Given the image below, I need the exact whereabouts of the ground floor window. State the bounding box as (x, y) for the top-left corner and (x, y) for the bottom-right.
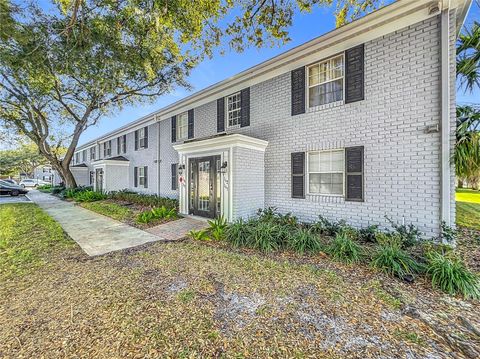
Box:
(307, 149), (344, 195)
(134, 166), (148, 188)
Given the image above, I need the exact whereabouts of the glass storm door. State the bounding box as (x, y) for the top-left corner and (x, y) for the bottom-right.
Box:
(95, 168), (103, 192)
(189, 156), (220, 218)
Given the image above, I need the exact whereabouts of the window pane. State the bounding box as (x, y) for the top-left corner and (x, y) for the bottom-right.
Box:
(318, 152), (331, 172)
(331, 151), (344, 172)
(308, 153), (320, 172)
(309, 173), (321, 194)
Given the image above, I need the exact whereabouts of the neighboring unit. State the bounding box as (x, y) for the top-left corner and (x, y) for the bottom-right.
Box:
(33, 165), (62, 186)
(71, 0), (472, 236)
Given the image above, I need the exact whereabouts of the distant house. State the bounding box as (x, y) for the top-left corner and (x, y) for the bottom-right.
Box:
(71, 0), (472, 236)
(33, 165), (62, 185)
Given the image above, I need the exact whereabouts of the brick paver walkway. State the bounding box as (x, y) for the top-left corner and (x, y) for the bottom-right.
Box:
(146, 217), (208, 240)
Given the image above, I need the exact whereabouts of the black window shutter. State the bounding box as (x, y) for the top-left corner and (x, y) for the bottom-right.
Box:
(171, 163), (177, 190)
(291, 152), (305, 199)
(171, 115), (177, 143)
(123, 135), (126, 153)
(240, 87), (250, 127)
(345, 44), (365, 104)
(144, 126), (148, 149)
(188, 109), (194, 139)
(144, 166), (148, 188)
(217, 98), (225, 133)
(345, 146), (364, 201)
(291, 67), (306, 116)
(117, 137), (120, 154)
(134, 167), (138, 187)
(134, 130), (139, 150)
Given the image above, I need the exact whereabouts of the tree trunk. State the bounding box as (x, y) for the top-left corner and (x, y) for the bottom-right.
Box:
(57, 165), (77, 188)
(458, 178), (464, 188)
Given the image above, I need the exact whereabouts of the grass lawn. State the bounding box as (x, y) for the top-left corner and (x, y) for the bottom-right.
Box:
(1, 204), (480, 357)
(456, 188), (480, 231)
(0, 203), (74, 279)
(80, 200), (134, 222)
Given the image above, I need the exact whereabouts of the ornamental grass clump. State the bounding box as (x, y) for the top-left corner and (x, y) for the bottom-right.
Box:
(327, 233), (362, 264)
(225, 219), (252, 248)
(73, 190), (107, 202)
(370, 234), (423, 278)
(426, 251), (480, 300)
(288, 227), (324, 255)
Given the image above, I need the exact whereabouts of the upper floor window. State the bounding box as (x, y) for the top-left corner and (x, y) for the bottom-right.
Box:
(90, 147), (96, 160)
(75, 152), (80, 164)
(307, 55), (344, 107)
(104, 140), (112, 157)
(117, 134), (126, 154)
(82, 150), (87, 162)
(135, 126), (148, 150)
(307, 149), (344, 196)
(226, 92), (241, 127)
(176, 112), (188, 141)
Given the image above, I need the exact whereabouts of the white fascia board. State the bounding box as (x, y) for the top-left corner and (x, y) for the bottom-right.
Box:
(92, 160), (130, 167)
(76, 117), (157, 152)
(173, 134), (268, 155)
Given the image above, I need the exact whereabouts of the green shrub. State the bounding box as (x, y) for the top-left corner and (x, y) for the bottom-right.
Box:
(225, 219), (252, 248)
(310, 215), (345, 236)
(51, 186), (65, 194)
(188, 229), (210, 241)
(250, 221), (283, 253)
(136, 206), (178, 224)
(358, 225), (379, 243)
(109, 190), (177, 210)
(208, 216), (227, 241)
(385, 216), (421, 248)
(37, 184), (52, 191)
(426, 252), (480, 299)
(73, 190), (107, 202)
(151, 206), (177, 220)
(371, 242), (423, 278)
(63, 186), (93, 199)
(288, 228), (324, 254)
(327, 233), (362, 264)
(136, 211), (155, 224)
(257, 207), (299, 228)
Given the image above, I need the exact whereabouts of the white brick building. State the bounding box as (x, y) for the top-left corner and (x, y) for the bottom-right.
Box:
(71, 0), (472, 236)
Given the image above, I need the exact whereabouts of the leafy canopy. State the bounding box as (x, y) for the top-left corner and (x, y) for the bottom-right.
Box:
(0, 0), (382, 186)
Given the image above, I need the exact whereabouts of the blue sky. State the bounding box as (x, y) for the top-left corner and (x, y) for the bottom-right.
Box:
(73, 3), (478, 145)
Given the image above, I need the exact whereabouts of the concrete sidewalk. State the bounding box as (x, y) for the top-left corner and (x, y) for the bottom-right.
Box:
(27, 191), (165, 256)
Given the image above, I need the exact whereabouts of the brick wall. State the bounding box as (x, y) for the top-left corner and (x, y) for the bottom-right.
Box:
(163, 14), (455, 236)
(232, 147), (265, 219)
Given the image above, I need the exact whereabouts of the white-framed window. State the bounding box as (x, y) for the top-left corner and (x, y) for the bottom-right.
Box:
(118, 134), (126, 154)
(307, 149), (345, 196)
(104, 140), (111, 157)
(226, 92), (241, 127)
(139, 127), (148, 148)
(82, 150), (87, 162)
(138, 166), (147, 187)
(307, 55), (344, 107)
(176, 112), (188, 141)
(90, 147), (96, 160)
(75, 152), (80, 164)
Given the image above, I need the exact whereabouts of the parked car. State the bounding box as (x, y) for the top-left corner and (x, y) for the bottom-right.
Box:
(19, 178), (50, 188)
(0, 180), (29, 196)
(2, 178), (18, 185)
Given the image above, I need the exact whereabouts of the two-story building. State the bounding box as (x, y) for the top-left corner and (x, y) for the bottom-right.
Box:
(71, 0), (472, 236)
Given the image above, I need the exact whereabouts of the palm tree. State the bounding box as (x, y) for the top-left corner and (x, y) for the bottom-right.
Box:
(457, 19), (480, 92)
(455, 106), (480, 189)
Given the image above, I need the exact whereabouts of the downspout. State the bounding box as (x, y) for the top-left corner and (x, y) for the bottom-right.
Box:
(157, 116), (162, 196)
(440, 6), (451, 232)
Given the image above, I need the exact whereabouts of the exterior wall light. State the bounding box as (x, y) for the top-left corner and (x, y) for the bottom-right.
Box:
(220, 161), (228, 174)
(178, 164), (186, 175)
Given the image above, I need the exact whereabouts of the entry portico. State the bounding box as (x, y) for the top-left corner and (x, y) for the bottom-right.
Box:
(173, 134), (268, 221)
